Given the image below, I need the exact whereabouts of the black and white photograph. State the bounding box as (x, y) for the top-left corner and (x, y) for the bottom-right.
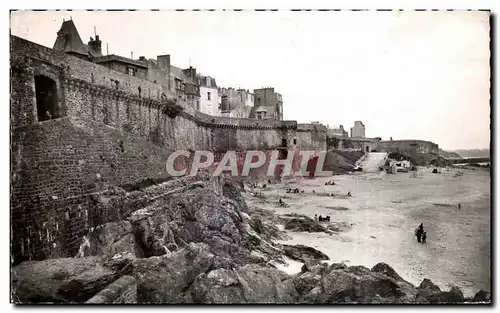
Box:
(8, 7), (492, 305)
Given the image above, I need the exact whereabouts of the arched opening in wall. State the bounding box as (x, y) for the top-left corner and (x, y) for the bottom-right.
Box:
(34, 75), (58, 122)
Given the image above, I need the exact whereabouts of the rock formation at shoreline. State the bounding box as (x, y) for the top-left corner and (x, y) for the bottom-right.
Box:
(11, 177), (490, 304)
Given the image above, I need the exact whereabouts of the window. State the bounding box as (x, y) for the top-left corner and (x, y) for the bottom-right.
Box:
(293, 138), (297, 145)
(127, 67), (136, 76)
(256, 112), (263, 120)
(282, 139), (287, 147)
(206, 77), (210, 87)
(207, 92), (211, 100)
(197, 100), (200, 110)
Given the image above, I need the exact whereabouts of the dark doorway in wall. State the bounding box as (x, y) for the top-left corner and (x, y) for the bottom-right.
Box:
(276, 148), (289, 180)
(366, 146), (369, 152)
(282, 138), (287, 147)
(34, 75), (58, 122)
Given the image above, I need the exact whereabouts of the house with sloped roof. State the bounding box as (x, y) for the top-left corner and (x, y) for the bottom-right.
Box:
(197, 74), (218, 116)
(249, 87), (283, 120)
(53, 19), (149, 80)
(53, 19), (102, 59)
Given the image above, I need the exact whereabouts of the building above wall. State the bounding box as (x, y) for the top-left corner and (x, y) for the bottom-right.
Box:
(350, 120), (366, 138)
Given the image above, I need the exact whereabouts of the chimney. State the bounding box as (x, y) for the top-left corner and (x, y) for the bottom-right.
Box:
(157, 54), (170, 70)
(190, 67), (196, 81)
(139, 56), (145, 61)
(88, 35), (103, 57)
(157, 54), (171, 92)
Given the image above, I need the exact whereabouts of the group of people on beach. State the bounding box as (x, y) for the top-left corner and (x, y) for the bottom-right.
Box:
(415, 223), (427, 243)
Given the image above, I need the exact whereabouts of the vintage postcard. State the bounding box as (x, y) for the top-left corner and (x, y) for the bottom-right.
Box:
(9, 9), (491, 304)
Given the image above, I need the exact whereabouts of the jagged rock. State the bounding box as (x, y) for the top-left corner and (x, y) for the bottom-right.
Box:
(283, 216), (326, 233)
(131, 243), (227, 303)
(124, 187), (256, 265)
(222, 178), (248, 212)
(301, 260), (329, 274)
(329, 263), (347, 271)
(418, 278), (441, 292)
(189, 264), (299, 303)
(301, 266), (406, 303)
(11, 256), (129, 303)
(472, 289), (490, 302)
(189, 268), (244, 303)
(85, 221), (143, 258)
(414, 279), (466, 304)
(250, 216), (264, 234)
(424, 286), (465, 304)
(371, 263), (404, 282)
(414, 278), (442, 302)
(295, 262), (330, 295)
(344, 265), (371, 276)
(249, 214), (289, 241)
(281, 244), (330, 263)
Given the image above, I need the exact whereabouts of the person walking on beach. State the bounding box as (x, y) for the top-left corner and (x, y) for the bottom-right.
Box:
(458, 203), (461, 210)
(415, 223), (424, 243)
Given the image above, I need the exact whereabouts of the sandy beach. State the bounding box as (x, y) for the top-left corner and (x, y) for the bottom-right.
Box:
(245, 166), (491, 298)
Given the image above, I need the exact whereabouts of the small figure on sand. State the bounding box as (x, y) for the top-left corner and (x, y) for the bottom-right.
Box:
(278, 198), (288, 207)
(347, 191), (352, 197)
(458, 203), (461, 210)
(314, 214), (318, 221)
(415, 223), (424, 243)
(318, 215), (331, 222)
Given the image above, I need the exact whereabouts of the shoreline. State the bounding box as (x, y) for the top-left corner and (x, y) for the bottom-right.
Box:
(245, 166), (490, 298)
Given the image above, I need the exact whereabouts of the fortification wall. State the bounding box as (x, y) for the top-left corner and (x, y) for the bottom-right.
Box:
(380, 140), (439, 154)
(10, 35), (327, 263)
(327, 136), (381, 152)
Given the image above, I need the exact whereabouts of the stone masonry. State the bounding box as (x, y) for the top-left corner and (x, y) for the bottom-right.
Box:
(10, 35), (328, 265)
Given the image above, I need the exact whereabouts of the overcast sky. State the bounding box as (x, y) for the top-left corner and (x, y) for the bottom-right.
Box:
(10, 10), (490, 150)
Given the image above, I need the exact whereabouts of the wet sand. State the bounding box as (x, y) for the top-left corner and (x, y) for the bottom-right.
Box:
(246, 166), (491, 298)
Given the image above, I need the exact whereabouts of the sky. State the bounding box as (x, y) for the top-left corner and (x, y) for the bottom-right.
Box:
(10, 10), (490, 150)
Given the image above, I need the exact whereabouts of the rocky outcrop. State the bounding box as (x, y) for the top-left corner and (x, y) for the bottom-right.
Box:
(296, 262), (407, 303)
(84, 221), (144, 258)
(282, 215), (326, 233)
(11, 256), (131, 303)
(188, 264), (299, 303)
(131, 243), (229, 303)
(281, 244), (329, 263)
(222, 177), (248, 212)
(371, 262), (404, 282)
(472, 290), (491, 303)
(11, 177), (488, 304)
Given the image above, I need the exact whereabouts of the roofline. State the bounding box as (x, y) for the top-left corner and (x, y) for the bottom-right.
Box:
(94, 55), (148, 68)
